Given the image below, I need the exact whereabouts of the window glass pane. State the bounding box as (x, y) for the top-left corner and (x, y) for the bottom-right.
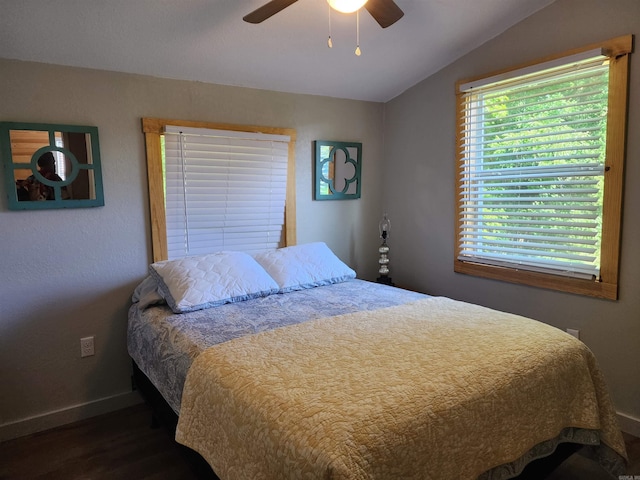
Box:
(458, 57), (609, 279)
(455, 36), (631, 299)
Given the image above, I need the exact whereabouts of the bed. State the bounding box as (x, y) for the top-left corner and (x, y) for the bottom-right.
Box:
(127, 242), (627, 479)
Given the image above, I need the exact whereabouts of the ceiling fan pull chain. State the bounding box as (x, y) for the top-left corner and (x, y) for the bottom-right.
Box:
(327, 3), (333, 48)
(355, 9), (362, 56)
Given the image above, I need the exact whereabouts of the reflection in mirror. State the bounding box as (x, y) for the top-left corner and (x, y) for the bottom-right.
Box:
(1, 122), (104, 210)
(314, 140), (361, 200)
(320, 147), (357, 195)
(15, 150), (70, 201)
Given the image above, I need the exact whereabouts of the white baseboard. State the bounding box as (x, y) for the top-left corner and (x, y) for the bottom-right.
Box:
(0, 391), (143, 443)
(618, 411), (640, 438)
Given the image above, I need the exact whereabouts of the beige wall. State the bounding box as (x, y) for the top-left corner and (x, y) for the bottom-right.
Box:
(0, 61), (385, 439)
(384, 0), (640, 432)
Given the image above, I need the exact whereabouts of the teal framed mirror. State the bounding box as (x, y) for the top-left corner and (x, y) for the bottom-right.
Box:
(314, 140), (362, 200)
(1, 122), (104, 210)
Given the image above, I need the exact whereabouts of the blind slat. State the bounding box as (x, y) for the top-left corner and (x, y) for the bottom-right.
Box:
(457, 53), (609, 278)
(164, 128), (290, 258)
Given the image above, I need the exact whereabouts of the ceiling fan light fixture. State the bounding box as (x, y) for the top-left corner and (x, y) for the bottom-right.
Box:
(327, 0), (368, 14)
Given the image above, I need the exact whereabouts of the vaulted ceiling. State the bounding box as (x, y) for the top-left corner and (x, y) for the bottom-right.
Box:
(0, 0), (555, 102)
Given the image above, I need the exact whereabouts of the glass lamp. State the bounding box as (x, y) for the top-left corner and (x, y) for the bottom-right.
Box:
(377, 213), (394, 285)
(327, 0), (368, 13)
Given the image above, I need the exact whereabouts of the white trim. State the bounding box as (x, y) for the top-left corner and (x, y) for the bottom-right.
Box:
(617, 411), (640, 438)
(0, 391), (143, 442)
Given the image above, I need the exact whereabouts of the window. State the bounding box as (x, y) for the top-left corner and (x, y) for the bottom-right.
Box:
(455, 36), (632, 299)
(142, 118), (297, 262)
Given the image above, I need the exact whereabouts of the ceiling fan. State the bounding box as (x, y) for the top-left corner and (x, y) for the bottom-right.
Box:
(243, 0), (404, 29)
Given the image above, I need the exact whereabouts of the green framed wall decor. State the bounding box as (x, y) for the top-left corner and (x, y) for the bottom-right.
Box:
(314, 140), (362, 200)
(1, 122), (104, 210)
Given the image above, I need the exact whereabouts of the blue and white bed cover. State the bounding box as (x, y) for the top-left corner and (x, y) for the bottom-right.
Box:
(127, 279), (427, 414)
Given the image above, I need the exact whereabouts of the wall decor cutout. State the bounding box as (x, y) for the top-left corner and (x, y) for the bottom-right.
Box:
(314, 140), (362, 200)
(1, 122), (104, 210)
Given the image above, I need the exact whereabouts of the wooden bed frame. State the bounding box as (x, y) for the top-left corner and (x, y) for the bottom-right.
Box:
(131, 360), (581, 480)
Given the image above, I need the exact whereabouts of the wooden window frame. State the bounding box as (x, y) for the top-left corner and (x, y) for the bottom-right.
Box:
(454, 35), (632, 300)
(142, 118), (297, 262)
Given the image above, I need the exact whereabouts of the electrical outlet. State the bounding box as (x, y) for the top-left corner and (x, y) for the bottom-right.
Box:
(80, 336), (95, 357)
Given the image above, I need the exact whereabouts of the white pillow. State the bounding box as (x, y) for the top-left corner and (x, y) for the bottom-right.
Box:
(253, 242), (356, 293)
(149, 251), (279, 313)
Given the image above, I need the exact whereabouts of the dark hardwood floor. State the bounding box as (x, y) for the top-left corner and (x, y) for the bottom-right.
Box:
(1, 402), (638, 479)
(0, 403), (214, 480)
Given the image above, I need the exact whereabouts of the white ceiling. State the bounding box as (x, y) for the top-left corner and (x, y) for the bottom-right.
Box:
(0, 0), (555, 102)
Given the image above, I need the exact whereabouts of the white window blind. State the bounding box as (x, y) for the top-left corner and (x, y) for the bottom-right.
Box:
(163, 126), (290, 259)
(458, 54), (609, 279)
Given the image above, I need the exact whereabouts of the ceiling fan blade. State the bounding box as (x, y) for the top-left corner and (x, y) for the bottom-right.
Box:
(243, 0), (299, 23)
(364, 0), (404, 28)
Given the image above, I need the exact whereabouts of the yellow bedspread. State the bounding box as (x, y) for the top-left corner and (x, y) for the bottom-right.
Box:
(175, 297), (626, 479)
